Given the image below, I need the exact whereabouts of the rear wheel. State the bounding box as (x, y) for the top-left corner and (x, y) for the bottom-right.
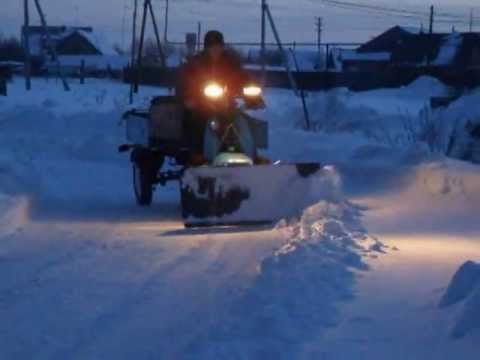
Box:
(133, 163), (154, 206)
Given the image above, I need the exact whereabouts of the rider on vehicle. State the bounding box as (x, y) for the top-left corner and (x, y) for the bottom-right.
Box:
(177, 30), (252, 165)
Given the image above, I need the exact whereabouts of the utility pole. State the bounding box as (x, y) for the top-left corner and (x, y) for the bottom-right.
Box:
(469, 9), (473, 33)
(129, 0), (138, 103)
(133, 0), (166, 93)
(134, 0), (148, 93)
(147, 0), (166, 68)
(121, 1), (128, 51)
(23, 0), (31, 90)
(316, 17), (322, 71)
(429, 5), (434, 34)
(33, 0), (70, 91)
(164, 0), (169, 42)
(197, 21), (202, 51)
(261, 0), (267, 84)
(316, 17), (322, 51)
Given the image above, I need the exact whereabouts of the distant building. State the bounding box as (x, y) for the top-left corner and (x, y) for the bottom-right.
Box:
(22, 26), (101, 59)
(341, 26), (480, 71)
(21, 25), (128, 76)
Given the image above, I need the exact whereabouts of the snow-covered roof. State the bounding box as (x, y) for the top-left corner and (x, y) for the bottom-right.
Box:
(433, 32), (463, 66)
(70, 30), (103, 54)
(25, 27), (103, 57)
(399, 26), (423, 35)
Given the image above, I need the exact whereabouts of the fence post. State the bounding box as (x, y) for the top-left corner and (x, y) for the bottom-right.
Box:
(0, 78), (6, 96)
(80, 59), (85, 84)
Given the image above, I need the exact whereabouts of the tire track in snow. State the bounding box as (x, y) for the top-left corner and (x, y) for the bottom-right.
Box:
(47, 236), (220, 360)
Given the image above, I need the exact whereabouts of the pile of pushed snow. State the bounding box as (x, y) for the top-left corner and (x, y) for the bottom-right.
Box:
(190, 200), (386, 358)
(440, 261), (480, 338)
(0, 154), (33, 237)
(403, 76), (450, 96)
(0, 193), (29, 238)
(431, 89), (480, 162)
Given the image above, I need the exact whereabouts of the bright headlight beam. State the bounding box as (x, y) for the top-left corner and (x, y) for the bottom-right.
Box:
(204, 83), (225, 99)
(243, 85), (262, 97)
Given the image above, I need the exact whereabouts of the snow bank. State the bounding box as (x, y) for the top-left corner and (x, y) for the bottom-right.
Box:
(190, 200), (385, 358)
(261, 76), (449, 134)
(430, 88), (480, 161)
(0, 152), (33, 237)
(0, 77), (169, 117)
(363, 158), (480, 234)
(440, 261), (480, 338)
(0, 78), (164, 221)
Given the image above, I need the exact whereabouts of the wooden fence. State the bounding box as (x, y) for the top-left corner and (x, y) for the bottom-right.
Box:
(124, 66), (480, 92)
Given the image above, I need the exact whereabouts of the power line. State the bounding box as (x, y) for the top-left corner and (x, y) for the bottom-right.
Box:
(321, 0), (472, 22)
(321, 0), (429, 18)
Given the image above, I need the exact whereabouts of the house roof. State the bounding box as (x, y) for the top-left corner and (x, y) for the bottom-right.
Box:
(346, 26), (480, 68)
(390, 32), (480, 67)
(432, 32), (463, 66)
(22, 26), (93, 35)
(56, 30), (103, 55)
(390, 33), (445, 65)
(358, 26), (421, 53)
(22, 26), (102, 57)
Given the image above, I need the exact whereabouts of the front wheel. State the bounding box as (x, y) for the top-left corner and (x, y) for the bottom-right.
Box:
(133, 163), (153, 206)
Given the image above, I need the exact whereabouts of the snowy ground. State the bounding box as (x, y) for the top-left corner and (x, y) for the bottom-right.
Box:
(1, 76), (480, 359)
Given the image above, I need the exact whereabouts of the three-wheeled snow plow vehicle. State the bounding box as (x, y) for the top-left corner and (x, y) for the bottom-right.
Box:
(119, 82), (336, 227)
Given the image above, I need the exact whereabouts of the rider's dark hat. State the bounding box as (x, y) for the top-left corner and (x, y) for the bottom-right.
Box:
(204, 30), (225, 49)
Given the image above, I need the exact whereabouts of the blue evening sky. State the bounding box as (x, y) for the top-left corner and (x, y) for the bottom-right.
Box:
(1, 1), (479, 52)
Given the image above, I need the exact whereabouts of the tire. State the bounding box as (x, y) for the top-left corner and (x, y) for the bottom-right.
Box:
(133, 163), (154, 206)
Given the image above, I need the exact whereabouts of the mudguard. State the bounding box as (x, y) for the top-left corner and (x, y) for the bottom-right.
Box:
(180, 163), (340, 227)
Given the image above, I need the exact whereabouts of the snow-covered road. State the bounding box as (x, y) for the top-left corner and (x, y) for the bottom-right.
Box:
(1, 77), (480, 359)
(308, 235), (480, 360)
(0, 213), (286, 359)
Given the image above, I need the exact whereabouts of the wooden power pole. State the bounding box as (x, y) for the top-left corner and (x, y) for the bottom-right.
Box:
(261, 0), (267, 83)
(33, 0), (70, 91)
(470, 9), (474, 32)
(164, 0), (169, 42)
(429, 5), (434, 34)
(316, 17), (322, 51)
(197, 21), (202, 51)
(129, 0), (138, 102)
(23, 0), (32, 90)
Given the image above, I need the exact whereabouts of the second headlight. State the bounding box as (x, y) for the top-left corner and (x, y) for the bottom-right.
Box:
(243, 85), (262, 97)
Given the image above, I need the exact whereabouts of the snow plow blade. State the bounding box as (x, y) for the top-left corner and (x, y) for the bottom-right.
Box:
(180, 163), (340, 227)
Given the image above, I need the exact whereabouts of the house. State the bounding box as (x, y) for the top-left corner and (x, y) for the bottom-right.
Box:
(343, 26), (480, 71)
(22, 25), (104, 73)
(446, 33), (480, 69)
(340, 50), (391, 72)
(22, 26), (101, 57)
(390, 33), (445, 66)
(357, 26), (421, 53)
(336, 26), (420, 72)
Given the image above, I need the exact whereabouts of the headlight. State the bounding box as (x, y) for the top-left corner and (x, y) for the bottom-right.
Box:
(204, 83), (225, 99)
(209, 120), (219, 131)
(243, 85), (262, 97)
